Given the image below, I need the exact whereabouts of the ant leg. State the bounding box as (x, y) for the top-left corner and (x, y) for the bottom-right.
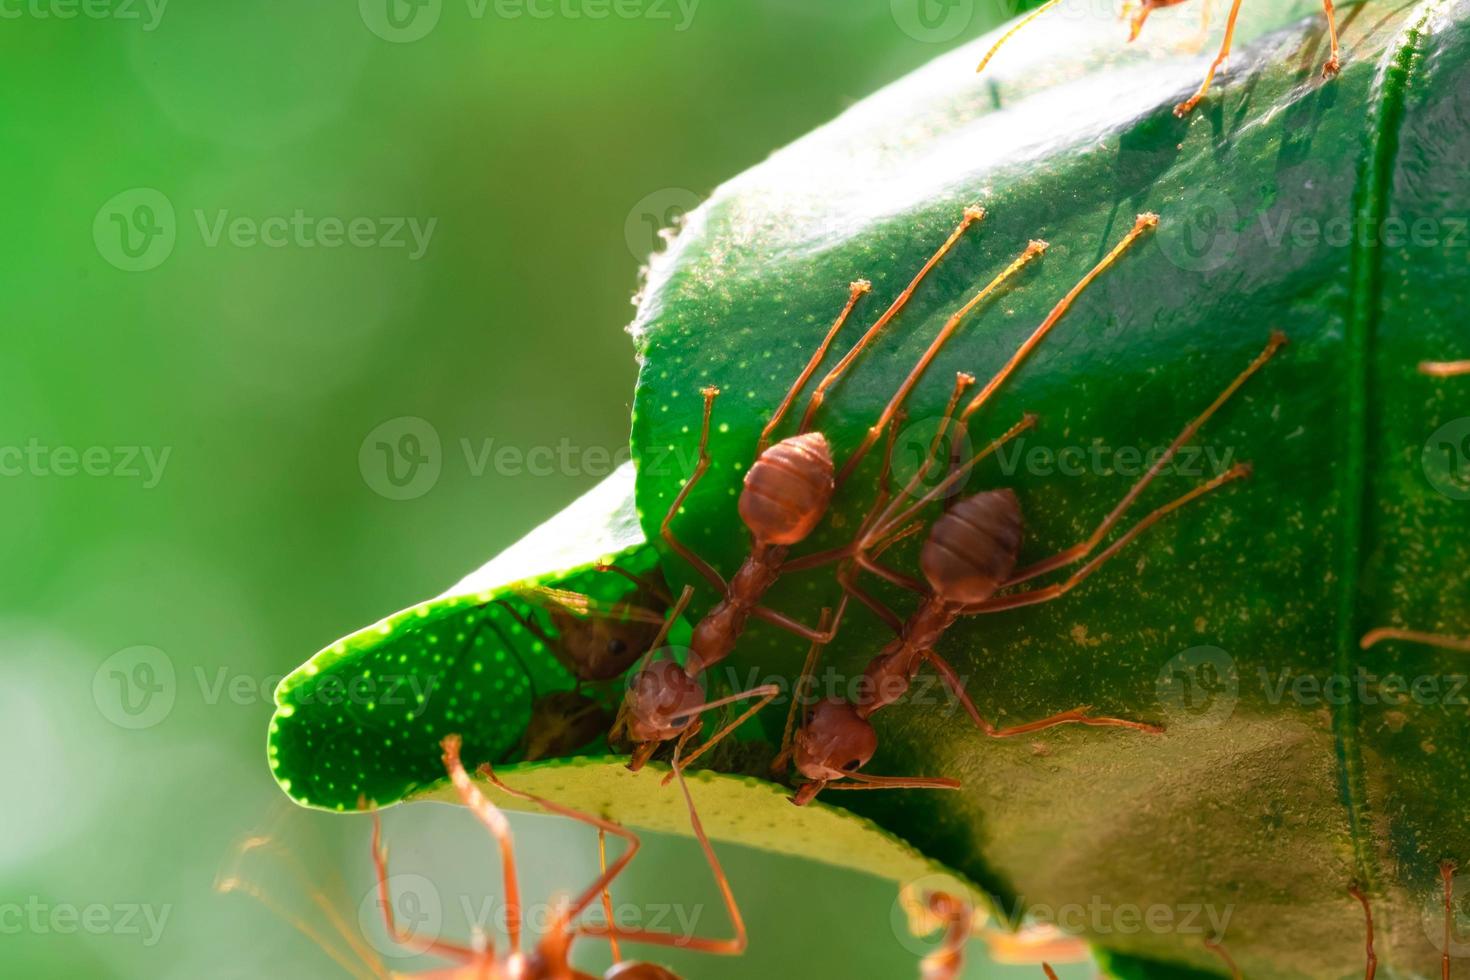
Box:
(921, 648), (1162, 735)
(964, 463), (1254, 615)
(1174, 0), (1245, 117)
(1362, 629), (1470, 653)
(1204, 937), (1242, 980)
(758, 280), (871, 454)
(798, 207), (986, 434)
(1442, 861), (1457, 980)
(836, 240), (1047, 487)
(473, 760), (641, 928)
(839, 564), (907, 634)
(917, 891), (972, 980)
(958, 214), (1158, 425)
(593, 563), (673, 605)
(598, 829), (622, 964)
(751, 593), (850, 644)
(1320, 0), (1342, 77)
(589, 739), (749, 956)
(662, 683), (783, 782)
(440, 735), (522, 952)
(1043, 967), (1060, 980)
(1348, 882), (1377, 980)
(661, 387), (729, 593)
(866, 412), (1037, 548)
(220, 831), (391, 980)
(1004, 331), (1286, 589)
(774, 609), (833, 777)
(976, 0), (1065, 73)
(1423, 360), (1470, 377)
(864, 372), (977, 537)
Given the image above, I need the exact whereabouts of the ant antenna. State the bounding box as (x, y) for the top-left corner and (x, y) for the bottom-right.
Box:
(798, 207), (986, 434)
(976, 0), (1064, 74)
(835, 239), (1047, 487)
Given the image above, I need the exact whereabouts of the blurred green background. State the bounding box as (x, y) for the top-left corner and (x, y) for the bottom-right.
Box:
(1, 0), (1087, 976)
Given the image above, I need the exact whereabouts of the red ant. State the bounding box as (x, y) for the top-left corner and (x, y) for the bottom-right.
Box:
(1362, 358), (1470, 655)
(371, 734), (746, 979)
(977, 0), (1342, 118)
(1349, 861), (1460, 980)
(222, 733), (745, 979)
(776, 325), (1285, 803)
(617, 207), (1052, 775)
(773, 223), (1284, 804)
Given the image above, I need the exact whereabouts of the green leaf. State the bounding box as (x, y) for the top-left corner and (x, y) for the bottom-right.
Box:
(271, 3), (1470, 975)
(625, 3), (1470, 977)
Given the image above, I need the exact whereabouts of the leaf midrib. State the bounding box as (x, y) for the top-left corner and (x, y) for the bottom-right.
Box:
(1334, 0), (1442, 899)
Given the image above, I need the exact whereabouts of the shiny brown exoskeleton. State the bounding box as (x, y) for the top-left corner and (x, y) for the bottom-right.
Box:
(779, 328), (1288, 805)
(617, 207), (1059, 776)
(977, 0), (1341, 117)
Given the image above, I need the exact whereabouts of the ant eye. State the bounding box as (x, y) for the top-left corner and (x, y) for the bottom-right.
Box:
(608, 638), (629, 656)
(843, 758), (862, 771)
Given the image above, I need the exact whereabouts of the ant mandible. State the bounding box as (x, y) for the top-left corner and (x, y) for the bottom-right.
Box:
(977, 0), (1342, 118)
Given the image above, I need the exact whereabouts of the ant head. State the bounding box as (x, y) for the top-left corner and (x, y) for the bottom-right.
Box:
(623, 659), (705, 744)
(739, 431), (835, 546)
(606, 962), (681, 979)
(793, 697), (877, 781)
(549, 608), (663, 683)
(920, 488), (1023, 606)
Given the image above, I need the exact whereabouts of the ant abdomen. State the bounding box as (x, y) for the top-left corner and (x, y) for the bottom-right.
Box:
(793, 697), (878, 783)
(739, 431), (835, 546)
(920, 489), (1024, 605)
